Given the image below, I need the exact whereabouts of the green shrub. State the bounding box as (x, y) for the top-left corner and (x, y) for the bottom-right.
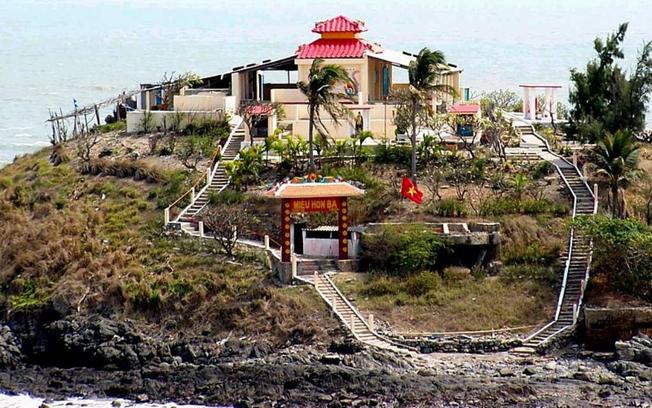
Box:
(79, 159), (166, 183)
(95, 120), (126, 134)
(433, 199), (467, 217)
(361, 224), (447, 275)
(360, 276), (401, 297)
(480, 198), (569, 216)
(373, 144), (411, 168)
(404, 271), (441, 297)
(209, 189), (244, 205)
(501, 264), (559, 288)
(503, 242), (561, 265)
(529, 161), (554, 179)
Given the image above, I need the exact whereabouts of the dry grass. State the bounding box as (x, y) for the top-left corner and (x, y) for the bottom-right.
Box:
(333, 271), (555, 333)
(0, 146), (339, 344)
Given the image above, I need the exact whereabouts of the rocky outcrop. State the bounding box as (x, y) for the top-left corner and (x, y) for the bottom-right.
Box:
(0, 325), (22, 368)
(615, 334), (652, 366)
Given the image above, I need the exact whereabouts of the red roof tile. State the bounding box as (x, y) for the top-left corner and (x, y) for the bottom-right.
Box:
(449, 103), (480, 115)
(297, 38), (372, 59)
(312, 16), (367, 33)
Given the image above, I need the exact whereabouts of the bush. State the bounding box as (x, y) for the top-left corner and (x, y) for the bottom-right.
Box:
(433, 199), (467, 217)
(405, 271), (442, 296)
(360, 276), (401, 297)
(502, 242), (561, 266)
(79, 159), (165, 183)
(480, 198), (569, 216)
(572, 216), (652, 301)
(361, 224), (447, 275)
(373, 144), (411, 168)
(501, 264), (559, 288)
(443, 267), (471, 283)
(529, 161), (554, 179)
(95, 120), (126, 134)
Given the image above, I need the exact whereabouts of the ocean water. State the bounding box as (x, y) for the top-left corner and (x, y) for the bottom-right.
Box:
(0, 394), (228, 408)
(0, 0), (651, 405)
(2, 0), (652, 168)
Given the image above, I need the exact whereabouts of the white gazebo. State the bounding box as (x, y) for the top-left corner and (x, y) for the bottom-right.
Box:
(519, 84), (562, 121)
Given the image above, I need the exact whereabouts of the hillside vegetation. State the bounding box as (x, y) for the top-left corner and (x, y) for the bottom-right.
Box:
(0, 146), (338, 344)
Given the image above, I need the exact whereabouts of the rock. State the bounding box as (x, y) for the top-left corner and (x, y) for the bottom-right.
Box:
(523, 366), (537, 376)
(499, 368), (514, 377)
(615, 334), (652, 367)
(111, 400), (122, 407)
(98, 148), (113, 158)
(320, 354), (341, 365)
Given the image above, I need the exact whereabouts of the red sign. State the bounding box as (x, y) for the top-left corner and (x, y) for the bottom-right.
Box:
(289, 198), (340, 213)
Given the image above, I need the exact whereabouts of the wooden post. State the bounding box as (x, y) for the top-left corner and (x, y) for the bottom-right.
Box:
(198, 221), (204, 237)
(369, 314), (374, 332)
(206, 171), (211, 185)
(191, 187), (195, 202)
(164, 208), (170, 225)
(313, 271), (318, 288)
(332, 293), (337, 311)
(350, 314), (356, 334)
(264, 235), (270, 250)
(573, 304), (578, 324)
(94, 104), (101, 126)
(572, 151), (577, 168)
(593, 183), (598, 214)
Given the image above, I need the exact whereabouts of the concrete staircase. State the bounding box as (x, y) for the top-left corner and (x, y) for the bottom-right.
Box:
(176, 120), (245, 233)
(312, 272), (412, 353)
(512, 124), (596, 351)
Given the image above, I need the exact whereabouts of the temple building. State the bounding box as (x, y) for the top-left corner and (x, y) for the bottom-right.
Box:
(130, 16), (464, 139)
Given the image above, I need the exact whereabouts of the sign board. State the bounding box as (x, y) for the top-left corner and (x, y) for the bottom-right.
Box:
(288, 198), (340, 213)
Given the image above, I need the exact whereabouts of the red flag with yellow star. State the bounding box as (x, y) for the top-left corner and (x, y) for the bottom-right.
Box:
(401, 177), (423, 204)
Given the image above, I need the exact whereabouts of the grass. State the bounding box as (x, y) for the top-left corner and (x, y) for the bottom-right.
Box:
(0, 145), (338, 344)
(333, 271), (555, 333)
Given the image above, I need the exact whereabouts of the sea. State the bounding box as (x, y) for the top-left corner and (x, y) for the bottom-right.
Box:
(1, 0), (652, 405)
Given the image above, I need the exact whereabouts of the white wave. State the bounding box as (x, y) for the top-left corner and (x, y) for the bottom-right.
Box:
(11, 133), (35, 138)
(0, 394), (226, 408)
(10, 141), (50, 147)
(0, 126), (32, 131)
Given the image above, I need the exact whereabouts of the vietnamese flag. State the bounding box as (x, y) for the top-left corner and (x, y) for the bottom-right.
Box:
(401, 177), (423, 204)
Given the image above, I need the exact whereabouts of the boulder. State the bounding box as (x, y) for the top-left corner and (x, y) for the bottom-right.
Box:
(615, 334), (652, 366)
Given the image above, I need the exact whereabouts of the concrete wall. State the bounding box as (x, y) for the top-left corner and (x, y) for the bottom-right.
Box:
(302, 232), (360, 258)
(173, 93), (226, 111)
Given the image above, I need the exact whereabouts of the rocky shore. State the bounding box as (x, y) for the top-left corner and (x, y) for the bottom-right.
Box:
(1, 313), (652, 407)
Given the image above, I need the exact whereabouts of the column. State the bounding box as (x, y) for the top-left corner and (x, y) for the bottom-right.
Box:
(281, 199), (291, 262)
(528, 91), (536, 121)
(522, 87), (529, 118)
(338, 198), (349, 260)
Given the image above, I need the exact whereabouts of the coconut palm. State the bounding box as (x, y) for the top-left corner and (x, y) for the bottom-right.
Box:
(593, 130), (640, 217)
(405, 47), (457, 184)
(298, 59), (353, 171)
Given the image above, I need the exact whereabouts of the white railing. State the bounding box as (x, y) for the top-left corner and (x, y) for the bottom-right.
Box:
(318, 273), (415, 352)
(165, 115), (244, 224)
(519, 122), (597, 345)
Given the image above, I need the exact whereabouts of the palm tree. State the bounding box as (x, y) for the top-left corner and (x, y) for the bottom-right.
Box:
(298, 59), (353, 171)
(405, 47), (457, 184)
(593, 130), (640, 217)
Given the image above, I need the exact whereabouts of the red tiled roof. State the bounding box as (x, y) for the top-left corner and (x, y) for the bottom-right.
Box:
(312, 16), (367, 33)
(297, 38), (372, 59)
(449, 103), (480, 115)
(243, 103), (275, 116)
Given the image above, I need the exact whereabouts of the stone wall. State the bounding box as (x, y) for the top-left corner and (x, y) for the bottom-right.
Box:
(583, 307), (652, 350)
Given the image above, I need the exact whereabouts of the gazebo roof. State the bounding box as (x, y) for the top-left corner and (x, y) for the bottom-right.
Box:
(297, 38), (375, 59)
(312, 16), (367, 33)
(270, 181), (365, 198)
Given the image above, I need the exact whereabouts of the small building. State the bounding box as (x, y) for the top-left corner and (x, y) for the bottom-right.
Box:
(128, 15), (464, 140)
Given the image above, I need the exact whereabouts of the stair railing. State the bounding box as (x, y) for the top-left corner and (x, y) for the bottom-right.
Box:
(164, 116), (244, 225)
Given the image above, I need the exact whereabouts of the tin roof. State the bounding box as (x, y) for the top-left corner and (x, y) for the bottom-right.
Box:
(271, 182), (365, 198)
(312, 16), (367, 33)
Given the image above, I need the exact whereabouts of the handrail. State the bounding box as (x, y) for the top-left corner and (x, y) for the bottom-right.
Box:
(322, 273), (415, 352)
(511, 120), (597, 345)
(165, 115), (244, 224)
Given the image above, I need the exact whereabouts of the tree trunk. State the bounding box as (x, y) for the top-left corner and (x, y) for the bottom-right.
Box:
(308, 104), (315, 172)
(611, 182), (620, 218)
(411, 98), (418, 185)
